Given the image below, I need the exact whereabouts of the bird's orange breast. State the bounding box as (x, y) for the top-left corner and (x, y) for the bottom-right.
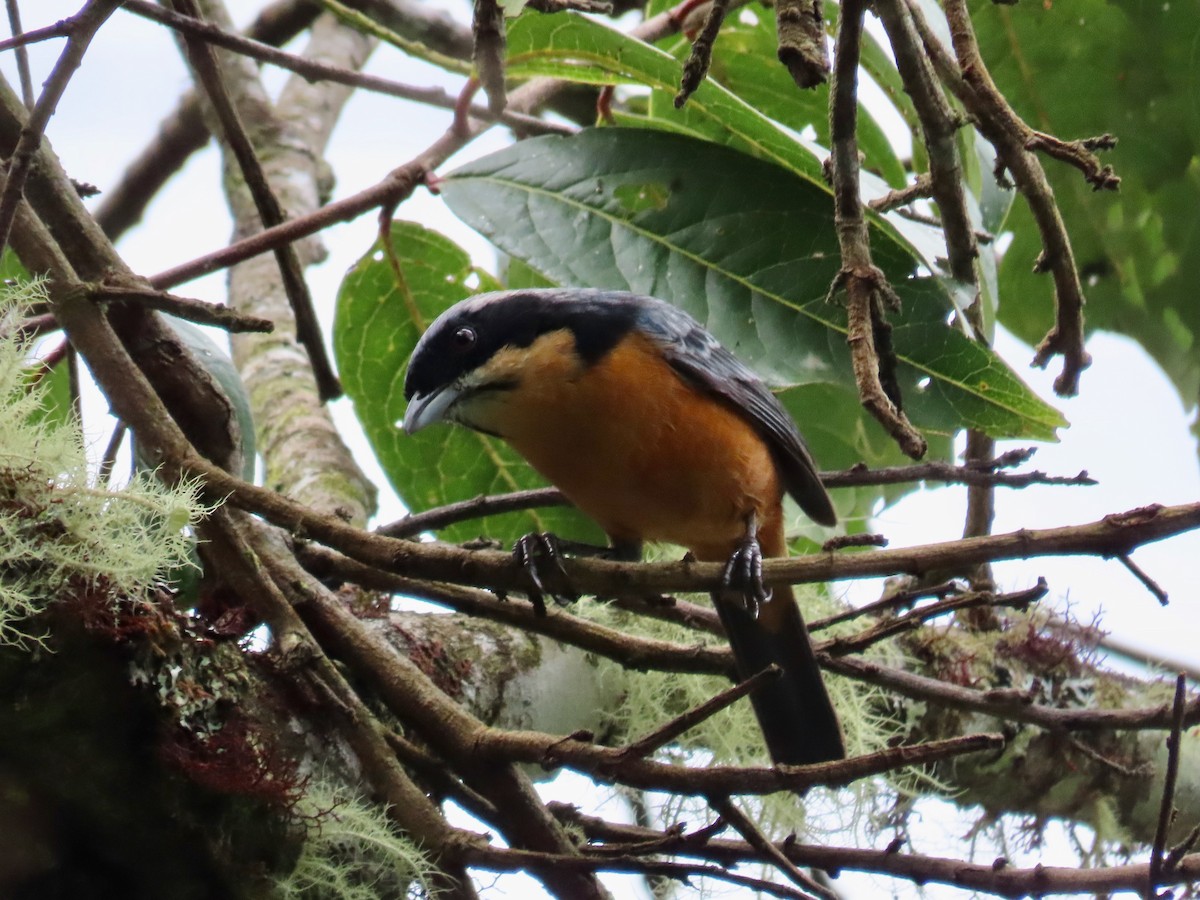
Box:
(475, 330), (784, 560)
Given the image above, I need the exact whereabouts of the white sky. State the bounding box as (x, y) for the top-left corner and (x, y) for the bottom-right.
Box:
(7, 2), (1199, 896)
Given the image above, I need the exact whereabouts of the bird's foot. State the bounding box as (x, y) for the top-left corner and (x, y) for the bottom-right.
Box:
(721, 513), (771, 617)
(513, 532), (580, 614)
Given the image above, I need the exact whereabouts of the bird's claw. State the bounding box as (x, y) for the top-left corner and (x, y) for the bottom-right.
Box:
(513, 532), (579, 614)
(722, 534), (772, 618)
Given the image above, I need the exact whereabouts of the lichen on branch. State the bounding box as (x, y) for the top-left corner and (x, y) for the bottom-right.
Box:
(0, 281), (211, 646)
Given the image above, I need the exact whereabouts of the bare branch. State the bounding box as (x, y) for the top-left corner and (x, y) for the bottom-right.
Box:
(92, 286), (274, 333)
(168, 0), (341, 400)
(829, 0), (926, 458)
(0, 0), (124, 255)
(1150, 675), (1188, 893)
(4, 0), (35, 108)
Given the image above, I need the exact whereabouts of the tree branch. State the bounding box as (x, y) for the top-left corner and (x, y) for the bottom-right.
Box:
(168, 0), (340, 400)
(829, 0), (926, 458)
(0, 0), (124, 255)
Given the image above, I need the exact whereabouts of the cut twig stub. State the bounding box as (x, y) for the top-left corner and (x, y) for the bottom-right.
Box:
(675, 0), (732, 107)
(775, 0), (830, 88)
(473, 0), (507, 115)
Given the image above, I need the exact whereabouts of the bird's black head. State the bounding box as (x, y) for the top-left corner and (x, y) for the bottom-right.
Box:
(402, 288), (642, 434)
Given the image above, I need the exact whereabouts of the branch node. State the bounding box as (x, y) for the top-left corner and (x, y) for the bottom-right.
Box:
(775, 0), (830, 88)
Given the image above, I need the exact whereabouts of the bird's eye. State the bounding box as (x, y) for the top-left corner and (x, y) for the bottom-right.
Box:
(451, 326), (477, 352)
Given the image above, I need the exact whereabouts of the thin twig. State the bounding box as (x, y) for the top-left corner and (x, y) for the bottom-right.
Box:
(92, 286), (274, 333)
(27, 336), (68, 386)
(148, 0), (692, 290)
(919, 0), (1094, 395)
(1025, 130), (1120, 192)
(0, 18), (71, 54)
(168, 0), (341, 400)
(378, 486), (567, 537)
(708, 796), (833, 900)
(821, 580), (1047, 656)
(1117, 553), (1169, 606)
(617, 666), (783, 761)
(4, 0), (35, 108)
(868, 174), (933, 212)
(384, 730), (502, 825)
(377, 456), (1095, 539)
(828, 0), (926, 458)
(463, 843), (813, 898)
(1149, 674), (1188, 894)
(825, 654), (1200, 734)
(97, 420), (127, 486)
(10, 311), (59, 339)
(558, 807), (1200, 897)
(810, 578), (965, 631)
(148, 156), (431, 289)
(122, 1), (566, 137)
(873, 0), (978, 293)
(0, 0), (124, 255)
(95, 0), (322, 240)
(891, 205), (996, 244)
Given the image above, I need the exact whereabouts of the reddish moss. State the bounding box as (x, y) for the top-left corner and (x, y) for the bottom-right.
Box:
(159, 715), (305, 809)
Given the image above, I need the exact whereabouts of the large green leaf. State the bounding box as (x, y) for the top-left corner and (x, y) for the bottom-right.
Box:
(648, 6), (908, 189)
(333, 221), (603, 544)
(441, 128), (1065, 441)
(505, 11), (946, 273)
(506, 11), (826, 182)
(977, 0), (1200, 416)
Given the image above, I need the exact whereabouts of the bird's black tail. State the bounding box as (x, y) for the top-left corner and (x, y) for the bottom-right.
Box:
(713, 583), (845, 766)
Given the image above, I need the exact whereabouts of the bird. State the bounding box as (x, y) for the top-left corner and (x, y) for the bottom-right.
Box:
(402, 287), (845, 765)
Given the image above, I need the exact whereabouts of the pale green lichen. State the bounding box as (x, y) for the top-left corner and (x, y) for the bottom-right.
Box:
(276, 779), (441, 899)
(570, 580), (910, 841)
(0, 281), (210, 646)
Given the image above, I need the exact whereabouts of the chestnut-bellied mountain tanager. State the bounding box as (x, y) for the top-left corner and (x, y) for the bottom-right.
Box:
(403, 288), (844, 765)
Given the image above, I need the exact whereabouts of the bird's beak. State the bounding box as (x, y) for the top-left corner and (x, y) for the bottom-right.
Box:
(402, 384), (460, 434)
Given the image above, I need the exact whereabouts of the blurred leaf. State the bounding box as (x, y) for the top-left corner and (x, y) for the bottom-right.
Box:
(333, 221), (603, 545)
(1, 247), (29, 281)
(442, 128), (1065, 441)
(502, 256), (557, 290)
(977, 0), (1200, 416)
(158, 317), (257, 483)
(24, 357), (72, 432)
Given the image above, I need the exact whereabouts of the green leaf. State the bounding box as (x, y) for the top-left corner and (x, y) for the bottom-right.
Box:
(333, 221), (603, 545)
(777, 382), (952, 533)
(977, 0), (1200, 414)
(506, 11), (942, 270)
(158, 317), (257, 483)
(506, 10), (826, 182)
(442, 128), (1065, 440)
(651, 6), (908, 189)
(24, 357), (73, 433)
